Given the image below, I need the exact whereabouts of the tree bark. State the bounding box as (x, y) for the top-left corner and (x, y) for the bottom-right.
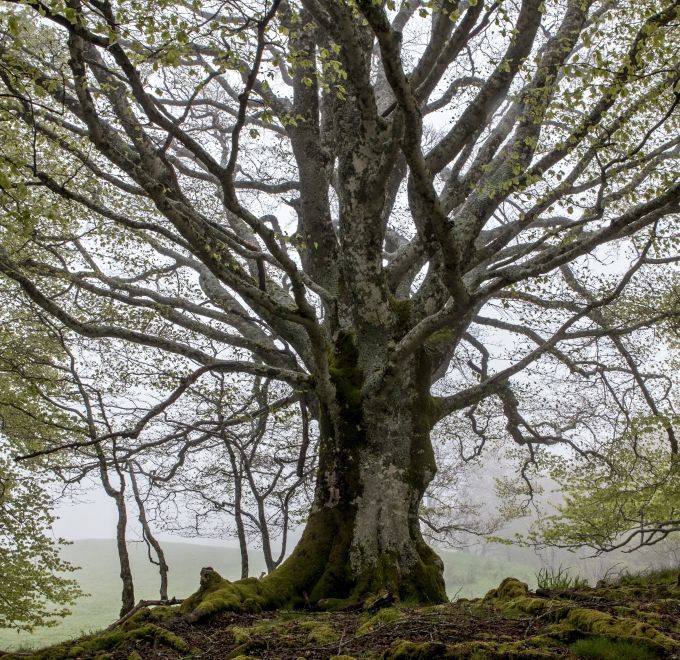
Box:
(95, 446), (135, 617)
(279, 340), (445, 604)
(113, 491), (136, 617)
(225, 442), (249, 579)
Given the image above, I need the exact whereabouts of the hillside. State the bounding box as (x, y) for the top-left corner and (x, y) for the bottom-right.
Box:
(0, 540), (537, 651)
(2, 568), (678, 659)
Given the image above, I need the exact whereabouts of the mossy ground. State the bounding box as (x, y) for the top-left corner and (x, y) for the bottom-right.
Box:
(4, 572), (679, 659)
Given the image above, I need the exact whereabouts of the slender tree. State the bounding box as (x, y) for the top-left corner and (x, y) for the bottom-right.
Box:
(129, 464), (170, 601)
(0, 0), (678, 608)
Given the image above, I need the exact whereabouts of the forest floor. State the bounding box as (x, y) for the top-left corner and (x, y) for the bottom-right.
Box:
(3, 568), (679, 659)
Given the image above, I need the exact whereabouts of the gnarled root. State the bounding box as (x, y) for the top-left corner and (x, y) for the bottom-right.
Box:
(181, 515), (447, 621)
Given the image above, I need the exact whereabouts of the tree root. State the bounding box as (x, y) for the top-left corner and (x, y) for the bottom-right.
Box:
(106, 597), (183, 630)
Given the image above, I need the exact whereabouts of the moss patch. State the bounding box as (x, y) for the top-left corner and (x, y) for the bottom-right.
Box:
(19, 623), (189, 660)
(383, 638), (556, 658)
(304, 621), (339, 644)
(382, 640), (448, 659)
(570, 635), (659, 659)
(564, 607), (677, 653)
(484, 576), (529, 600)
(357, 607), (403, 635)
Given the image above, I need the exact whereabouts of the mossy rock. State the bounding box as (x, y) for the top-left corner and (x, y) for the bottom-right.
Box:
(181, 569), (278, 620)
(228, 617), (288, 645)
(24, 623), (189, 659)
(485, 577), (529, 601)
(302, 621), (339, 645)
(119, 603), (178, 628)
(564, 607), (678, 653)
(502, 596), (550, 615)
(229, 625), (255, 646)
(228, 615), (338, 653)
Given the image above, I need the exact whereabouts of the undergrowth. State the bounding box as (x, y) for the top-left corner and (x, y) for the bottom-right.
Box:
(611, 565), (680, 587)
(535, 565), (589, 590)
(4, 565), (679, 659)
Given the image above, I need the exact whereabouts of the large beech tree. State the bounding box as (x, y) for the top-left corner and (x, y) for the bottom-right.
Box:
(0, 0), (678, 608)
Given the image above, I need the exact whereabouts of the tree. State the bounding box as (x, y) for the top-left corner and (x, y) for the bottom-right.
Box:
(0, 453), (82, 631)
(145, 373), (314, 579)
(530, 285), (680, 556)
(0, 296), (162, 617)
(0, 0), (678, 609)
(0, 277), (313, 613)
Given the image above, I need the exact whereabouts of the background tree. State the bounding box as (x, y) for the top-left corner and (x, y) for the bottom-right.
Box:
(529, 282), (679, 556)
(0, 452), (82, 632)
(132, 372), (315, 580)
(0, 282), (314, 611)
(0, 0), (678, 610)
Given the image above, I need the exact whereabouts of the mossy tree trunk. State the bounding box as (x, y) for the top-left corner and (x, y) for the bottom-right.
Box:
(254, 334), (447, 607)
(182, 334), (448, 617)
(282, 374), (446, 604)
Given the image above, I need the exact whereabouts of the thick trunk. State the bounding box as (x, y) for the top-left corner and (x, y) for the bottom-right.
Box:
(272, 345), (446, 605)
(182, 341), (447, 618)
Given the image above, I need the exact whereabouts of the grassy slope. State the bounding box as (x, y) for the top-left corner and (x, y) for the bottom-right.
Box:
(0, 540), (536, 651)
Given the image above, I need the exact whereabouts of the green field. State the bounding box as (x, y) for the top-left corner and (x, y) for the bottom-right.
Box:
(0, 539), (536, 651)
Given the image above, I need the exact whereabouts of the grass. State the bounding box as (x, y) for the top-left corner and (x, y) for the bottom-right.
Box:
(611, 565), (680, 587)
(570, 636), (659, 659)
(536, 565), (590, 590)
(0, 540), (537, 651)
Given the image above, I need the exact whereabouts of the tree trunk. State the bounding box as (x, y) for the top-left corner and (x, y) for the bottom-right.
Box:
(225, 443), (249, 580)
(266, 339), (447, 606)
(129, 466), (169, 600)
(113, 490), (136, 617)
(94, 445), (136, 617)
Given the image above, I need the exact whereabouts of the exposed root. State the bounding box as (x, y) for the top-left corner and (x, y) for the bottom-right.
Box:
(106, 597), (183, 630)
